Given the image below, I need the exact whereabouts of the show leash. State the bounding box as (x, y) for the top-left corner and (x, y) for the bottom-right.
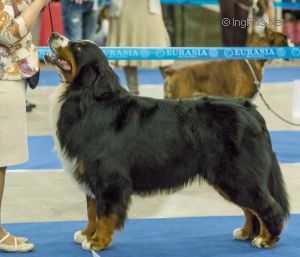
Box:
(47, 2), (55, 33)
(245, 59), (300, 127)
(45, 2), (299, 127)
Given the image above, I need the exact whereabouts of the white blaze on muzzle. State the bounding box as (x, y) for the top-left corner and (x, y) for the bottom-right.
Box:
(51, 34), (70, 50)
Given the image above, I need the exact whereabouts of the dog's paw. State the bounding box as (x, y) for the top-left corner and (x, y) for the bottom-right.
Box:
(233, 228), (251, 241)
(251, 236), (278, 249)
(81, 236), (112, 251)
(74, 230), (87, 244)
(81, 238), (92, 250)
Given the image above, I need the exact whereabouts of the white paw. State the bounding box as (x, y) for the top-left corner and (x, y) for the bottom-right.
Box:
(233, 228), (249, 241)
(74, 230), (87, 244)
(252, 236), (264, 248)
(81, 238), (92, 251)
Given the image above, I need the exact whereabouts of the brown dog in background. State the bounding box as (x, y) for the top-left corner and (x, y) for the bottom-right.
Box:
(164, 28), (290, 99)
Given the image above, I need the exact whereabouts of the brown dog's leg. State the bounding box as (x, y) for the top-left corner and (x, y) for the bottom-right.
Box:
(234, 208), (256, 240)
(82, 214), (120, 251)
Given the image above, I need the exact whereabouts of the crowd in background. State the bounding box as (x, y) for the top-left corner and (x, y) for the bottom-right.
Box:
(43, 0), (297, 95)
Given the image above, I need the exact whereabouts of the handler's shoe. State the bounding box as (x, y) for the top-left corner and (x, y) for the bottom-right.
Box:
(0, 233), (34, 252)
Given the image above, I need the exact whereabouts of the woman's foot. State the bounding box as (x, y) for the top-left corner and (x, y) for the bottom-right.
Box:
(0, 229), (34, 252)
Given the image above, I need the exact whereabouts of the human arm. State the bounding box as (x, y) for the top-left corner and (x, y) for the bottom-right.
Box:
(0, 0), (48, 46)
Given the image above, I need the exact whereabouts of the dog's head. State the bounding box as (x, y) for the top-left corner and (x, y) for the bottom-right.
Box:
(45, 32), (119, 98)
(247, 27), (292, 47)
(252, 0), (269, 17)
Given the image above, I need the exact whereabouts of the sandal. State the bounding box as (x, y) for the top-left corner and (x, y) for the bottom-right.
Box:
(1, 229), (28, 243)
(0, 233), (34, 252)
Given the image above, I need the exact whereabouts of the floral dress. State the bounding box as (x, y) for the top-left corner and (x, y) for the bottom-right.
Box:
(0, 0), (38, 80)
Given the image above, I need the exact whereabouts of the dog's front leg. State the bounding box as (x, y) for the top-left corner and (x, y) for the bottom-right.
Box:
(74, 196), (97, 244)
(82, 214), (121, 251)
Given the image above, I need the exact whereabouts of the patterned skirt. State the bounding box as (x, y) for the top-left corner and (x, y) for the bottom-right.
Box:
(107, 0), (173, 68)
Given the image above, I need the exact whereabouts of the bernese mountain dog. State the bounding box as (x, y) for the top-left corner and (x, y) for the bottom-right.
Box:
(46, 32), (289, 252)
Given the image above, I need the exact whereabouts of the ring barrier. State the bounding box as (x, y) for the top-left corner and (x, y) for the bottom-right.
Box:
(102, 0), (300, 9)
(160, 0), (300, 10)
(39, 46), (300, 60)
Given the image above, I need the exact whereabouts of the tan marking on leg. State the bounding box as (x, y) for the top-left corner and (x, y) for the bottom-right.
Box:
(249, 210), (278, 248)
(87, 214), (120, 251)
(234, 208), (254, 240)
(82, 197), (97, 240)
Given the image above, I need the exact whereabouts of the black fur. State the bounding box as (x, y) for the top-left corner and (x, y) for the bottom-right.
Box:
(55, 41), (289, 242)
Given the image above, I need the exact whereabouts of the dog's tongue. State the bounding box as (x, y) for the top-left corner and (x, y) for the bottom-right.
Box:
(58, 59), (71, 71)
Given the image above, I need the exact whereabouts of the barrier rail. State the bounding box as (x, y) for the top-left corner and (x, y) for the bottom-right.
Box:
(39, 47), (300, 61)
(160, 0), (300, 10)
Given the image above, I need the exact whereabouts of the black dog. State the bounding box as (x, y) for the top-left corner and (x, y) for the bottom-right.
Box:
(47, 33), (289, 252)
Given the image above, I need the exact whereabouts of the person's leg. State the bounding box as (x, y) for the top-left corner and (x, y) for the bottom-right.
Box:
(61, 0), (83, 40)
(82, 1), (97, 40)
(0, 167), (5, 224)
(0, 167), (33, 249)
(124, 66), (139, 95)
(220, 0), (236, 46)
(233, 4), (250, 46)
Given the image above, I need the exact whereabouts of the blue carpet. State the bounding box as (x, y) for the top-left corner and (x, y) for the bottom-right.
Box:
(5, 215), (300, 257)
(9, 131), (300, 170)
(39, 67), (300, 87)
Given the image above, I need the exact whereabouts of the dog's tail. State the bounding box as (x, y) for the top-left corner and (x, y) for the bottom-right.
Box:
(268, 152), (290, 220)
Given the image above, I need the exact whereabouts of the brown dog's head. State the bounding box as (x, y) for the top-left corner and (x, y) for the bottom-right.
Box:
(253, 0), (270, 17)
(247, 27), (292, 47)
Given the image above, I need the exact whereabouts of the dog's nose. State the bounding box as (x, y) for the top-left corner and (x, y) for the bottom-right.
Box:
(49, 32), (70, 48)
(50, 32), (63, 40)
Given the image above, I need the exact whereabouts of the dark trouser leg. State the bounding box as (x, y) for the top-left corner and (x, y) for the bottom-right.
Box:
(220, 0), (249, 46)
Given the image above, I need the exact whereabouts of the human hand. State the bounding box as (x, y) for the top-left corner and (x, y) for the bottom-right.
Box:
(35, 0), (51, 7)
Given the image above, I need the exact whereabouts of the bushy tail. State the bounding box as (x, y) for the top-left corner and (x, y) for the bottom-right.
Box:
(268, 152), (290, 220)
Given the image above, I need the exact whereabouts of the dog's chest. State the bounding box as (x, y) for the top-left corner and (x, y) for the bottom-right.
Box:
(49, 84), (95, 198)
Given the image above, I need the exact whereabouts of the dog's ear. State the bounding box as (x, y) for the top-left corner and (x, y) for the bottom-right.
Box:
(72, 62), (119, 99)
(91, 63), (118, 99)
(164, 68), (176, 77)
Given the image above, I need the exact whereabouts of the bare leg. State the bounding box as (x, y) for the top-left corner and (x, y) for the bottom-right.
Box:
(0, 167), (6, 226)
(0, 167), (29, 245)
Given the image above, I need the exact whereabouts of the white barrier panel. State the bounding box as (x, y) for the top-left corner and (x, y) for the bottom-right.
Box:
(293, 80), (300, 120)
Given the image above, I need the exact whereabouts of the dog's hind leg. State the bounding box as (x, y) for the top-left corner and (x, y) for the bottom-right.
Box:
(74, 196), (97, 244)
(233, 208), (258, 241)
(238, 192), (284, 248)
(215, 182), (285, 248)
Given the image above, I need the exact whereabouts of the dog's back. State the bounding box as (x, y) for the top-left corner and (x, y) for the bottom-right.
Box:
(165, 29), (290, 100)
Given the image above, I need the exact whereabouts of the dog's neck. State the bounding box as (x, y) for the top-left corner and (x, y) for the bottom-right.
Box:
(245, 59), (266, 82)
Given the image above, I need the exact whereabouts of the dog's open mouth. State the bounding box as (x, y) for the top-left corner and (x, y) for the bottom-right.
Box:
(45, 53), (72, 71)
(45, 33), (74, 72)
